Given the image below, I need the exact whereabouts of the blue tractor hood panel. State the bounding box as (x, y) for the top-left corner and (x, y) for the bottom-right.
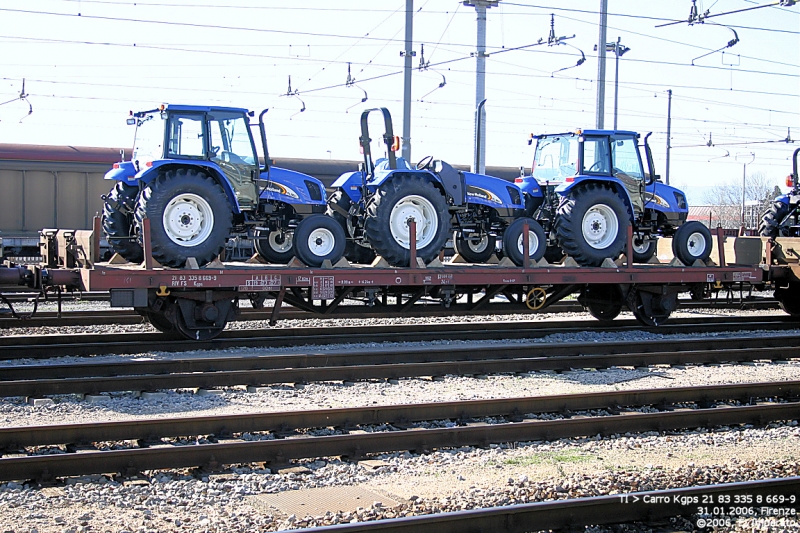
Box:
(645, 181), (689, 214)
(260, 166), (327, 205)
(462, 171), (525, 209)
(514, 176), (544, 199)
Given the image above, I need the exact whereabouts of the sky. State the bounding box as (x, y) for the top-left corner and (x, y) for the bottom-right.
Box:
(0, 0), (798, 205)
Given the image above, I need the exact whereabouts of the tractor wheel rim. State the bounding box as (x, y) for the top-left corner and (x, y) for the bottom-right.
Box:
(633, 236), (651, 254)
(268, 231), (293, 253)
(306, 228), (336, 257)
(516, 230), (540, 257)
(163, 193), (214, 247)
(389, 195), (438, 249)
(581, 204), (619, 250)
(686, 232), (707, 258)
(468, 234), (490, 253)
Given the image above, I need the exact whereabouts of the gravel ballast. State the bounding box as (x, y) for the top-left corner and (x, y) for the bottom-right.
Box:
(0, 308), (798, 532)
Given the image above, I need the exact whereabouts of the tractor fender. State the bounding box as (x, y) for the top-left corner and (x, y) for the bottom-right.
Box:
(331, 171), (366, 204)
(103, 161), (138, 185)
(514, 176), (544, 200)
(775, 194), (791, 206)
(556, 177), (636, 222)
(134, 160), (244, 214)
(260, 166), (327, 207)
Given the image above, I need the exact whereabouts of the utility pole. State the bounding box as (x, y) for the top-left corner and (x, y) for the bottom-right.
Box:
(401, 0), (414, 161)
(605, 37), (629, 130)
(736, 152), (755, 228)
(595, 0), (608, 129)
(465, 0), (498, 174)
(666, 89), (672, 185)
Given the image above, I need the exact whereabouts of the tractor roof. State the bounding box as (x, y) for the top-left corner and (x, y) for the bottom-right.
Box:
(136, 104), (252, 115)
(533, 129), (639, 139)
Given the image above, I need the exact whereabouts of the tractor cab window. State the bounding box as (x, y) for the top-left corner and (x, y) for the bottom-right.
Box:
(167, 114), (205, 158)
(581, 136), (610, 174)
(531, 135), (579, 184)
(611, 137), (644, 180)
(132, 112), (165, 164)
(208, 112), (257, 167)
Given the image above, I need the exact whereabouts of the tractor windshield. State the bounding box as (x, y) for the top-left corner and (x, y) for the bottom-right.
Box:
(532, 135), (579, 184)
(131, 112), (166, 164)
(207, 112), (256, 166)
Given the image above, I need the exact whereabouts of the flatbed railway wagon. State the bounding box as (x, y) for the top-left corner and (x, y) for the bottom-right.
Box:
(0, 219), (767, 340)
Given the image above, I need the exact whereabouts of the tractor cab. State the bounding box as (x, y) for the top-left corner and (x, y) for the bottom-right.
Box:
(118, 105), (262, 211)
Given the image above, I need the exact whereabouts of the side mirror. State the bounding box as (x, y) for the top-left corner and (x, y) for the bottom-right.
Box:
(126, 118), (136, 126)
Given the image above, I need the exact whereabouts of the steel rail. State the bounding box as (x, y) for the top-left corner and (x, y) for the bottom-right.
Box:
(2, 333), (799, 382)
(0, 297), (778, 328)
(2, 381), (798, 449)
(0, 315), (796, 361)
(0, 402), (796, 482)
(297, 477), (800, 532)
(3, 341), (800, 398)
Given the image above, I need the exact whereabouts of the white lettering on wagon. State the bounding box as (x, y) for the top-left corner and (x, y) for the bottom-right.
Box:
(237, 274), (281, 292)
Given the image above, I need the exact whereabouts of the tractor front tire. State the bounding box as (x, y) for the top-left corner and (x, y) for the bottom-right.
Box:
(294, 214), (346, 267)
(136, 168), (232, 268)
(631, 234), (658, 263)
(364, 175), (451, 266)
(759, 201), (790, 238)
(554, 183), (629, 267)
(326, 190), (376, 265)
(102, 181), (144, 263)
(672, 221), (712, 265)
(454, 231), (496, 263)
(502, 218), (546, 266)
(254, 230), (295, 264)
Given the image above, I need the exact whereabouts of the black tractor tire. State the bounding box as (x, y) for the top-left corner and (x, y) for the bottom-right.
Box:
(326, 190), (376, 265)
(454, 231), (496, 263)
(672, 221), (713, 265)
(631, 234), (658, 263)
(554, 183), (629, 267)
(543, 245), (565, 264)
(102, 182), (144, 263)
(135, 168), (232, 268)
(293, 214), (347, 267)
(759, 201), (791, 238)
(254, 230), (295, 264)
(501, 217), (547, 266)
(363, 175), (451, 266)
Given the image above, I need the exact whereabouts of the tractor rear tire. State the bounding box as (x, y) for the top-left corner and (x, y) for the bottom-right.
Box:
(502, 218), (546, 266)
(672, 221), (712, 265)
(454, 231), (496, 263)
(364, 175), (451, 266)
(293, 214), (346, 267)
(102, 182), (144, 263)
(554, 183), (629, 267)
(136, 168), (232, 268)
(759, 201), (790, 238)
(254, 230), (295, 264)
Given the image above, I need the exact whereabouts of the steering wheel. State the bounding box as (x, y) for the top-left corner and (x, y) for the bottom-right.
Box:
(416, 155), (434, 170)
(588, 160), (604, 172)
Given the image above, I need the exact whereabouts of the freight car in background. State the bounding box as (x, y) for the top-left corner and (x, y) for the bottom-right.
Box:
(0, 144), (522, 261)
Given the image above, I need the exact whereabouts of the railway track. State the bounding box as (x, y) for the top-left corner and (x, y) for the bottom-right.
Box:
(0, 314), (797, 361)
(3, 334), (800, 398)
(296, 478), (800, 532)
(1, 381), (798, 483)
(0, 297), (780, 328)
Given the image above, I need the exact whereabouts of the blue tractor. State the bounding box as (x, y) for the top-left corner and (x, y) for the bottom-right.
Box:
(327, 108), (546, 267)
(760, 148), (800, 238)
(519, 129), (711, 268)
(102, 104), (345, 269)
